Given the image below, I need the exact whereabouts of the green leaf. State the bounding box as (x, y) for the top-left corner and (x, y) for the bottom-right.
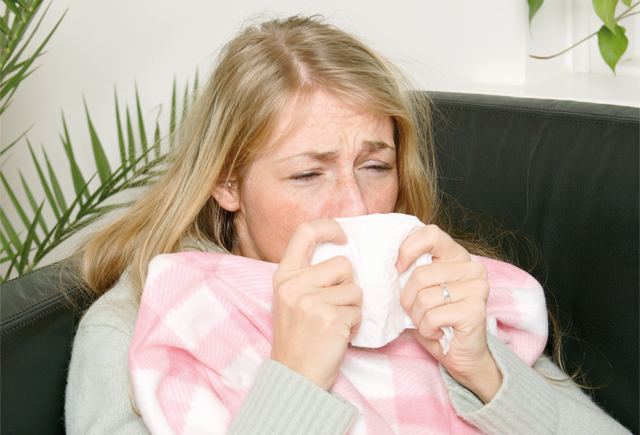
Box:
(621, 0), (631, 6)
(593, 0), (619, 33)
(598, 24), (628, 74)
(192, 69), (198, 106)
(115, 89), (126, 166)
(2, 55), (46, 82)
(0, 123), (32, 156)
(528, 0), (545, 25)
(84, 97), (112, 183)
(135, 83), (148, 163)
(2, 5), (65, 93)
(19, 171), (48, 234)
(42, 145), (68, 214)
(0, 256), (14, 265)
(3, 59), (30, 76)
(59, 203), (130, 240)
(61, 173), (98, 226)
(0, 207), (21, 252)
(27, 140), (60, 220)
(0, 61), (40, 101)
(32, 171), (96, 266)
(0, 84), (18, 116)
(61, 113), (90, 201)
(0, 172), (40, 245)
(170, 77), (176, 146)
(0, 228), (16, 259)
(13, 0), (30, 10)
(182, 79), (189, 124)
(154, 122), (161, 159)
(15, 201), (43, 275)
(0, 229), (17, 282)
(126, 106), (135, 165)
(3, 1), (22, 19)
(0, 19), (13, 38)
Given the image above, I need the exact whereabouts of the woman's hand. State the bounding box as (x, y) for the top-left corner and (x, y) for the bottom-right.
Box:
(397, 225), (502, 404)
(271, 219), (363, 391)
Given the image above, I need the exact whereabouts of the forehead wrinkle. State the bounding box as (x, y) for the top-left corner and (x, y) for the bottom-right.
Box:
(274, 139), (395, 164)
(276, 150), (339, 163)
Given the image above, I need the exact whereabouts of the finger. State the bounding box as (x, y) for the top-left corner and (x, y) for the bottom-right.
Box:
(414, 298), (487, 339)
(408, 279), (490, 326)
(275, 257), (355, 306)
(302, 255), (355, 288)
(401, 262), (488, 311)
(280, 220), (347, 272)
(396, 225), (470, 273)
(349, 322), (361, 339)
(293, 283), (362, 317)
(336, 305), (363, 334)
(316, 283), (363, 308)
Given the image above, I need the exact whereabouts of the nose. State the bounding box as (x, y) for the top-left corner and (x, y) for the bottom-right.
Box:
(335, 173), (368, 218)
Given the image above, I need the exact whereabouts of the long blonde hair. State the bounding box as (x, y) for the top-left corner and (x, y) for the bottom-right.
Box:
(79, 15), (458, 299)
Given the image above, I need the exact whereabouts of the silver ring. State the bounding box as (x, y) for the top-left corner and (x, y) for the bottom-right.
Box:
(440, 283), (451, 305)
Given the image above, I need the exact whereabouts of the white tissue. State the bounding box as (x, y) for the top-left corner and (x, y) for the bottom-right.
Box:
(310, 213), (454, 352)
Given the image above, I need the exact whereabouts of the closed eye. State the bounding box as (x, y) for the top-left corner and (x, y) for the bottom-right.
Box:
(290, 171), (321, 181)
(363, 163), (392, 172)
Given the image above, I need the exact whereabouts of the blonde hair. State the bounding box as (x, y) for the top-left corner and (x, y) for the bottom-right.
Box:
(79, 15), (457, 298)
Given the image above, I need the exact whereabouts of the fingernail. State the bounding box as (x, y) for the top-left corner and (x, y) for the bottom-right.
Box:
(395, 260), (404, 271)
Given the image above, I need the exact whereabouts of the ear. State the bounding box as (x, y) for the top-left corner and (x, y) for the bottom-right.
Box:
(212, 180), (240, 212)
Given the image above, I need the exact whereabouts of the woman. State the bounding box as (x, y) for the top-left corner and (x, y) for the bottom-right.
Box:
(65, 15), (631, 434)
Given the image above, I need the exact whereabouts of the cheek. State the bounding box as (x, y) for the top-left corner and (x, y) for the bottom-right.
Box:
(241, 170), (398, 262)
(364, 172), (399, 213)
(242, 183), (318, 261)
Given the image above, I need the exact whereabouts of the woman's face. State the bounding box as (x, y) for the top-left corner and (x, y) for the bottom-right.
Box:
(215, 91), (398, 263)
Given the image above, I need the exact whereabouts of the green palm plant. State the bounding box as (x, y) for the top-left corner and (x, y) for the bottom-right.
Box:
(1, 0), (66, 155)
(0, 0), (200, 283)
(0, 76), (198, 282)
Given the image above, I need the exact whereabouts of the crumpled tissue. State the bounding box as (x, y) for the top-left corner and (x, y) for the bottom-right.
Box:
(310, 213), (454, 352)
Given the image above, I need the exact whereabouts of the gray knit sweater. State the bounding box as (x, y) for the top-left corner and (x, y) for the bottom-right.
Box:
(65, 274), (632, 435)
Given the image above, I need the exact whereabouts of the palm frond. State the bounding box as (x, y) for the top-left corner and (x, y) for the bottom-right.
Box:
(135, 83), (148, 163)
(27, 139), (60, 220)
(170, 77), (176, 146)
(115, 88), (127, 167)
(42, 145), (68, 214)
(1, 1), (67, 115)
(84, 96), (112, 184)
(19, 170), (48, 233)
(61, 113), (90, 201)
(0, 172), (40, 245)
(0, 123), (32, 158)
(1, 74), (198, 283)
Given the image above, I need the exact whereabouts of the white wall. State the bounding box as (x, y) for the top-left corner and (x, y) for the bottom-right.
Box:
(1, 0), (638, 271)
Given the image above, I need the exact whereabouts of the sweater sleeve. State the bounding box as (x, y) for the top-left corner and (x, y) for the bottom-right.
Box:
(66, 284), (357, 435)
(65, 321), (151, 435)
(441, 334), (633, 435)
(229, 359), (358, 435)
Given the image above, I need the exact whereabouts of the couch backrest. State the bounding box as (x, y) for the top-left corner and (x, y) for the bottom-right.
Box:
(1, 92), (638, 434)
(1, 262), (91, 435)
(430, 92), (639, 434)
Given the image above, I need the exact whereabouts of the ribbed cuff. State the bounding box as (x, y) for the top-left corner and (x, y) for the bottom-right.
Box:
(229, 359), (358, 435)
(441, 334), (559, 435)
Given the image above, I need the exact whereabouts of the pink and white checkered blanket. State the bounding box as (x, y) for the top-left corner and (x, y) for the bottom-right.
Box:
(129, 252), (547, 434)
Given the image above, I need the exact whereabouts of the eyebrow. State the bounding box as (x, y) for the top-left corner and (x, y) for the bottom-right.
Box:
(277, 140), (395, 163)
(363, 140), (395, 152)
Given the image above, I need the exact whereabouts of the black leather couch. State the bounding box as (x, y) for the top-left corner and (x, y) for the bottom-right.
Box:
(2, 92), (638, 434)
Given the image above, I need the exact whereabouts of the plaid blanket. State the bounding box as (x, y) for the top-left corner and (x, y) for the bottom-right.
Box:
(129, 252), (547, 434)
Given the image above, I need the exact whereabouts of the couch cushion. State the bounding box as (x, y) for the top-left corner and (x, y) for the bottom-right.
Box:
(1, 262), (90, 435)
(430, 92), (639, 434)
